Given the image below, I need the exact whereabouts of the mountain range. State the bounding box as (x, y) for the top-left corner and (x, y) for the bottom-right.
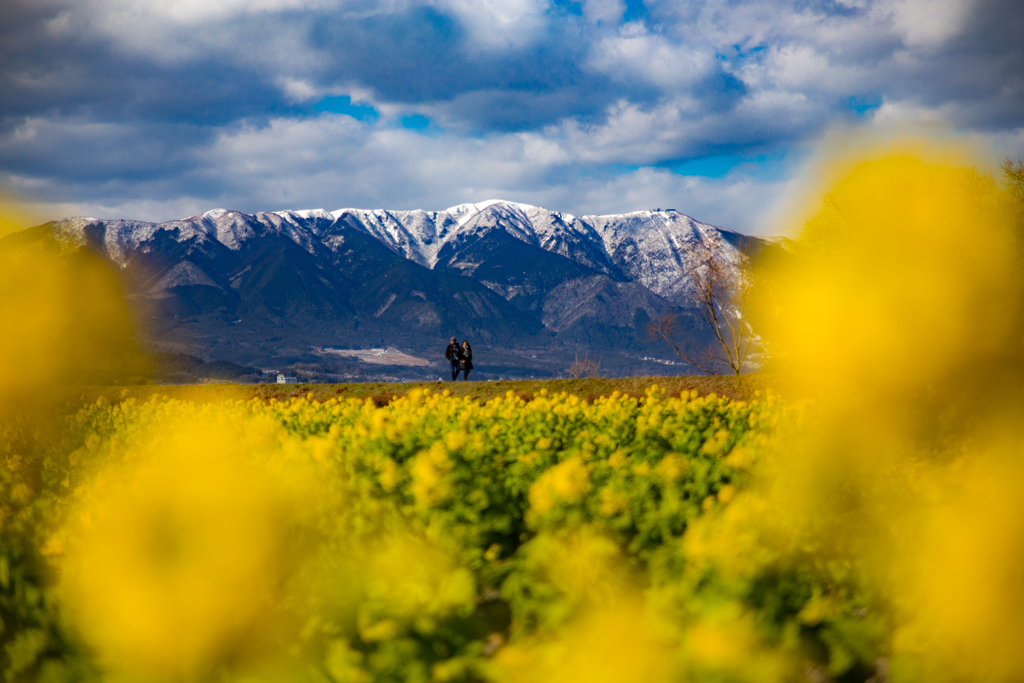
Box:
(11, 200), (774, 379)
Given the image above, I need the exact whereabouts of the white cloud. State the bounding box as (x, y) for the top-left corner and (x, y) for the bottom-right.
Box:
(581, 0), (625, 25)
(736, 43), (864, 94)
(14, 111), (795, 235)
(21, 196), (213, 224)
(51, 0), (553, 71)
(51, 0), (402, 67)
(559, 169), (795, 234)
(95, 0), (351, 23)
(551, 99), (695, 165)
(870, 99), (953, 127)
(22, 105), (1020, 238)
(986, 127), (1024, 162)
(279, 78), (321, 103)
(507, 88), (827, 169)
(430, 0), (548, 50)
(589, 24), (716, 90)
(867, 103), (1024, 165)
(4, 0), (1021, 238)
(883, 0), (978, 47)
(43, 10), (74, 36)
(59, 0), (549, 67)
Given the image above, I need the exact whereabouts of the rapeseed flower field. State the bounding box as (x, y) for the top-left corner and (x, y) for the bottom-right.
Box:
(2, 144), (1024, 682)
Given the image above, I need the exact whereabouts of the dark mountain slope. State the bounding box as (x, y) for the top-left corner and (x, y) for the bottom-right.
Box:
(231, 234), (354, 322)
(541, 275), (696, 351)
(435, 228), (614, 313)
(332, 229), (545, 343)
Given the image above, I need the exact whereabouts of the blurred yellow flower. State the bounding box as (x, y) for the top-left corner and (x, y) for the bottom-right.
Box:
(411, 440), (454, 506)
(494, 599), (675, 683)
(59, 413), (304, 678)
(529, 457), (590, 515)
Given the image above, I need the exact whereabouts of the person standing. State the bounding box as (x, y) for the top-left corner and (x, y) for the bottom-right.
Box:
(445, 336), (462, 381)
(460, 339), (473, 381)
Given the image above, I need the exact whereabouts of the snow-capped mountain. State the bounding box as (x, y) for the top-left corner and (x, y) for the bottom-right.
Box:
(48, 200), (755, 307)
(19, 200), (774, 377)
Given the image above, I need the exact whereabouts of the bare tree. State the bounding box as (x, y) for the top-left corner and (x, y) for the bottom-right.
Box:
(565, 352), (602, 378)
(1002, 158), (1024, 204)
(1000, 159), (1024, 348)
(648, 312), (719, 375)
(648, 240), (757, 375)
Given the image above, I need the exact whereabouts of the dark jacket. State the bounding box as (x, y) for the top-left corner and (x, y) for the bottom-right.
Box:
(445, 343), (462, 362)
(460, 344), (473, 370)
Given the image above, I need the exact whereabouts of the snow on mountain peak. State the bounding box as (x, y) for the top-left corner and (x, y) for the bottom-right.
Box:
(38, 201), (755, 305)
(286, 209), (333, 220)
(444, 199), (537, 227)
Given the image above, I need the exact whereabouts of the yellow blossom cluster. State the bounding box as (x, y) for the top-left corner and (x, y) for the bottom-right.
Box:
(3, 144), (1024, 682)
(2, 381), (764, 682)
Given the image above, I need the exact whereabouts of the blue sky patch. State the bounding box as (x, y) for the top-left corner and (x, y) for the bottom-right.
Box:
(399, 114), (431, 130)
(550, 0), (583, 16)
(666, 152), (797, 181)
(314, 96), (380, 121)
(849, 96), (883, 117)
(623, 0), (648, 23)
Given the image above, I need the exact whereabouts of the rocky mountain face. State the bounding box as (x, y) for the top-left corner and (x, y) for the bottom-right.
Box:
(14, 200), (770, 378)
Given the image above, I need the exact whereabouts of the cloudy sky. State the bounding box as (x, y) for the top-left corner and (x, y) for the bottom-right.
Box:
(1, 0), (1022, 234)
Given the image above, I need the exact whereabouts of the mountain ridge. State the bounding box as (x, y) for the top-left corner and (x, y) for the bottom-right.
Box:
(22, 200), (769, 378)
(49, 200), (751, 304)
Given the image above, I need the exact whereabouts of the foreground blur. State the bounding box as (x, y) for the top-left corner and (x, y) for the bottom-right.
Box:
(757, 149), (1024, 682)
(1, 146), (1023, 682)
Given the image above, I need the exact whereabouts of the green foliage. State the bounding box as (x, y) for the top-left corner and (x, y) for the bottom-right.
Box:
(0, 385), (887, 682)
